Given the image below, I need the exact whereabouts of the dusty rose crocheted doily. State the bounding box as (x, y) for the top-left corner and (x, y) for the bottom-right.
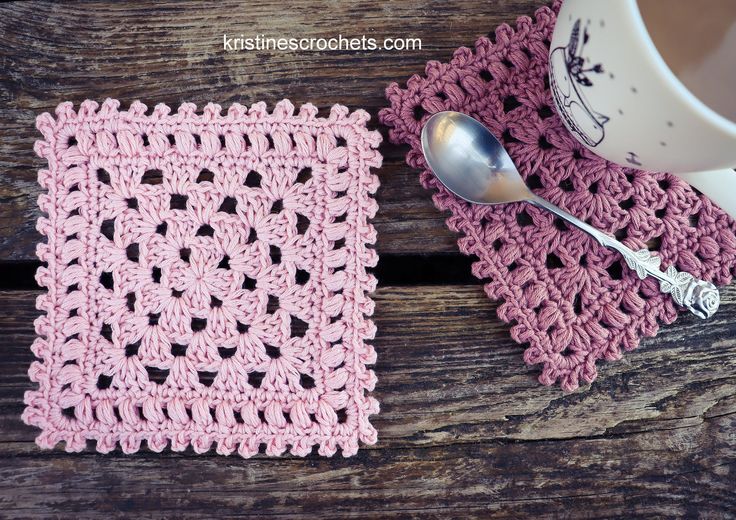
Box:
(379, 2), (736, 391)
(24, 98), (382, 457)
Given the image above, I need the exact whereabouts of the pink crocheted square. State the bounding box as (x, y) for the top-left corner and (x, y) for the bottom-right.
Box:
(380, 2), (736, 391)
(24, 99), (382, 457)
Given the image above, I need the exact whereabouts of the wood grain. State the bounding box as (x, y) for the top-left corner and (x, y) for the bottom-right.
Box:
(0, 0), (546, 260)
(1, 286), (735, 518)
(3, 1), (736, 517)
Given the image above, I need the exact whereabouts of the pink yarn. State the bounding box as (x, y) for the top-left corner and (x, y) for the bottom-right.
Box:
(379, 2), (736, 391)
(24, 98), (382, 457)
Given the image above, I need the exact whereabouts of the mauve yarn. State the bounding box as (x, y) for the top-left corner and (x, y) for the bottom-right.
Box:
(380, 1), (736, 390)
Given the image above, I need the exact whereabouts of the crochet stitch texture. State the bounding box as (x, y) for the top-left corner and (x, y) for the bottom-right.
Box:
(24, 98), (382, 457)
(379, 1), (736, 391)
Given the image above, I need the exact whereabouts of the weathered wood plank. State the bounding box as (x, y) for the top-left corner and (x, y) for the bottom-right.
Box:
(3, 286), (736, 444)
(0, 0), (546, 260)
(3, 1), (736, 517)
(1, 286), (734, 517)
(0, 420), (734, 519)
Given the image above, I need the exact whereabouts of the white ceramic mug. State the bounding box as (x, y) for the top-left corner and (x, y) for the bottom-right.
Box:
(549, 0), (736, 218)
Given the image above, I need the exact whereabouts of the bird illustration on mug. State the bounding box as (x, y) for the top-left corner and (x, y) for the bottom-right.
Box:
(549, 19), (610, 147)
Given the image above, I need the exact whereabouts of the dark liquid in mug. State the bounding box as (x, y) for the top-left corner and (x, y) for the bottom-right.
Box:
(638, 0), (736, 122)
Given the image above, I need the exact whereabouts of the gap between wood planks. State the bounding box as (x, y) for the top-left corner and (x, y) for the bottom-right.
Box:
(0, 254), (478, 290)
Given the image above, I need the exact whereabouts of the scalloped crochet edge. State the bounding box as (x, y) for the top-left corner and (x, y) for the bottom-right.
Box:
(23, 98), (382, 457)
(378, 1), (736, 391)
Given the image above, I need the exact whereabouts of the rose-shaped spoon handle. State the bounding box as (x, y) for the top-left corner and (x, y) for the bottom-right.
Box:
(530, 194), (720, 319)
(623, 250), (720, 319)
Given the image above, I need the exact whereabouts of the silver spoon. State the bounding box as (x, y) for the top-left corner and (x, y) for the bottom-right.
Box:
(421, 111), (719, 319)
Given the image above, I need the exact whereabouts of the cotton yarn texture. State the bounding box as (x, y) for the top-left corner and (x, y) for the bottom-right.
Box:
(379, 1), (736, 391)
(24, 98), (382, 457)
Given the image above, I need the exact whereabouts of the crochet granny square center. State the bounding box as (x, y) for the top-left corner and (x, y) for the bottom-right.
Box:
(25, 99), (381, 457)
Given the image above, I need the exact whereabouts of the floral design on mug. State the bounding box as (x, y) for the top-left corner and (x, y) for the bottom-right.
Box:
(549, 19), (609, 147)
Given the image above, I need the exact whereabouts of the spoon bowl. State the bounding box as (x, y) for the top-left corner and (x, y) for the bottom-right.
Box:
(420, 110), (719, 319)
(421, 111), (531, 204)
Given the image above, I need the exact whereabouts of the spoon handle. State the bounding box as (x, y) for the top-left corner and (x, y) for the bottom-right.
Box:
(529, 194), (720, 319)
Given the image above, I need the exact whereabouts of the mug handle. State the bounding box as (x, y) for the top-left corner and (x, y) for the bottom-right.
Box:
(672, 168), (736, 220)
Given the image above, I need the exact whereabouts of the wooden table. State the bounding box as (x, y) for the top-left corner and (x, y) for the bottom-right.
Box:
(1, 1), (735, 517)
